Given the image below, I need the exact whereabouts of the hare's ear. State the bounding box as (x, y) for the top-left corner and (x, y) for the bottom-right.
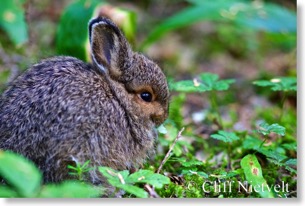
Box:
(89, 17), (132, 78)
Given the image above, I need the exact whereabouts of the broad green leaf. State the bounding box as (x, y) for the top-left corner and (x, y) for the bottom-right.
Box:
(168, 93), (186, 128)
(181, 159), (204, 167)
(241, 154), (274, 198)
(170, 73), (235, 93)
(98, 167), (129, 183)
(197, 171), (209, 178)
(285, 159), (297, 166)
(171, 157), (186, 163)
(0, 186), (18, 198)
(253, 77), (297, 92)
(99, 166), (147, 197)
(173, 143), (183, 157)
(105, 177), (146, 198)
(267, 158), (296, 174)
(99, 167), (169, 197)
(281, 142), (297, 151)
(39, 181), (102, 198)
(199, 73), (235, 91)
(169, 80), (208, 93)
(242, 135), (262, 150)
(181, 169), (209, 178)
(164, 124), (185, 157)
(257, 148), (287, 162)
(99, 167), (170, 198)
(226, 169), (243, 178)
(0, 150), (42, 197)
(118, 184), (148, 198)
(56, 0), (103, 61)
(0, 0), (28, 45)
(166, 124), (179, 141)
(257, 122), (286, 136)
(127, 170), (170, 188)
(157, 124), (167, 134)
(141, 0), (296, 49)
(56, 0), (136, 62)
(210, 130), (240, 143)
(243, 136), (287, 162)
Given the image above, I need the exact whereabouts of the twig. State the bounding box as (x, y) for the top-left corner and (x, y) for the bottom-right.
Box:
(144, 184), (160, 198)
(157, 127), (185, 174)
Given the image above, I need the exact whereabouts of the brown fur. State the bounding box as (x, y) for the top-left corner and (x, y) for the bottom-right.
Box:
(0, 17), (169, 185)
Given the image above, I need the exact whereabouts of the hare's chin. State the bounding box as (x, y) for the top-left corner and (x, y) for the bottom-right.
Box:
(151, 127), (158, 140)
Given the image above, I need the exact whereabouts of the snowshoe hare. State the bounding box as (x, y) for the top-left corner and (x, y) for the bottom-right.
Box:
(0, 17), (169, 184)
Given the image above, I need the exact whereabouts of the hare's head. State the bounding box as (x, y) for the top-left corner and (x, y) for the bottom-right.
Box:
(89, 17), (169, 126)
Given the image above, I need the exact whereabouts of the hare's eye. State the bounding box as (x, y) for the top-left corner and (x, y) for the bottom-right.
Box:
(140, 92), (152, 102)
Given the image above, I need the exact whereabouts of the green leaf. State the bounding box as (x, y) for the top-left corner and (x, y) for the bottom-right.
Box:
(241, 154), (274, 198)
(162, 125), (184, 157)
(169, 80), (208, 93)
(170, 73), (235, 93)
(118, 184), (148, 198)
(257, 122), (286, 136)
(226, 169), (243, 178)
(199, 73), (235, 91)
(197, 171), (209, 178)
(181, 169), (209, 178)
(98, 167), (129, 183)
(285, 159), (296, 166)
(0, 150), (42, 197)
(39, 181), (102, 198)
(281, 142), (297, 151)
(99, 167), (148, 198)
(0, 0), (28, 45)
(257, 148), (287, 162)
(0, 186), (18, 198)
(157, 124), (167, 134)
(181, 159), (204, 167)
(253, 77), (297, 92)
(56, 0), (137, 62)
(56, 0), (103, 61)
(141, 0), (296, 49)
(99, 167), (170, 197)
(243, 136), (287, 162)
(128, 170), (170, 188)
(168, 93), (186, 128)
(210, 130), (240, 143)
(242, 135), (262, 150)
(267, 158), (296, 174)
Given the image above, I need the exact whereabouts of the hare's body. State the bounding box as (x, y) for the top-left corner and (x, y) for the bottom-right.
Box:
(0, 17), (169, 184)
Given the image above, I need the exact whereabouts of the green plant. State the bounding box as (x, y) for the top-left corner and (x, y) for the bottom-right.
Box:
(170, 72), (235, 128)
(67, 160), (93, 181)
(256, 122), (286, 136)
(253, 77), (297, 121)
(0, 150), (103, 198)
(56, 0), (137, 61)
(0, 0), (28, 46)
(211, 130), (240, 167)
(242, 121), (296, 176)
(99, 166), (170, 198)
(240, 154), (274, 198)
(210, 130), (240, 143)
(141, 0), (296, 49)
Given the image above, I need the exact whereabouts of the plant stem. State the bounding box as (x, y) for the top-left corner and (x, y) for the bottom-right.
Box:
(227, 144), (232, 170)
(157, 127), (185, 174)
(279, 91), (287, 122)
(258, 137), (267, 149)
(210, 91), (223, 129)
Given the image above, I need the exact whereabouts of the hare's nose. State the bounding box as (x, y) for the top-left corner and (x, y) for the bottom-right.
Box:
(151, 113), (166, 126)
